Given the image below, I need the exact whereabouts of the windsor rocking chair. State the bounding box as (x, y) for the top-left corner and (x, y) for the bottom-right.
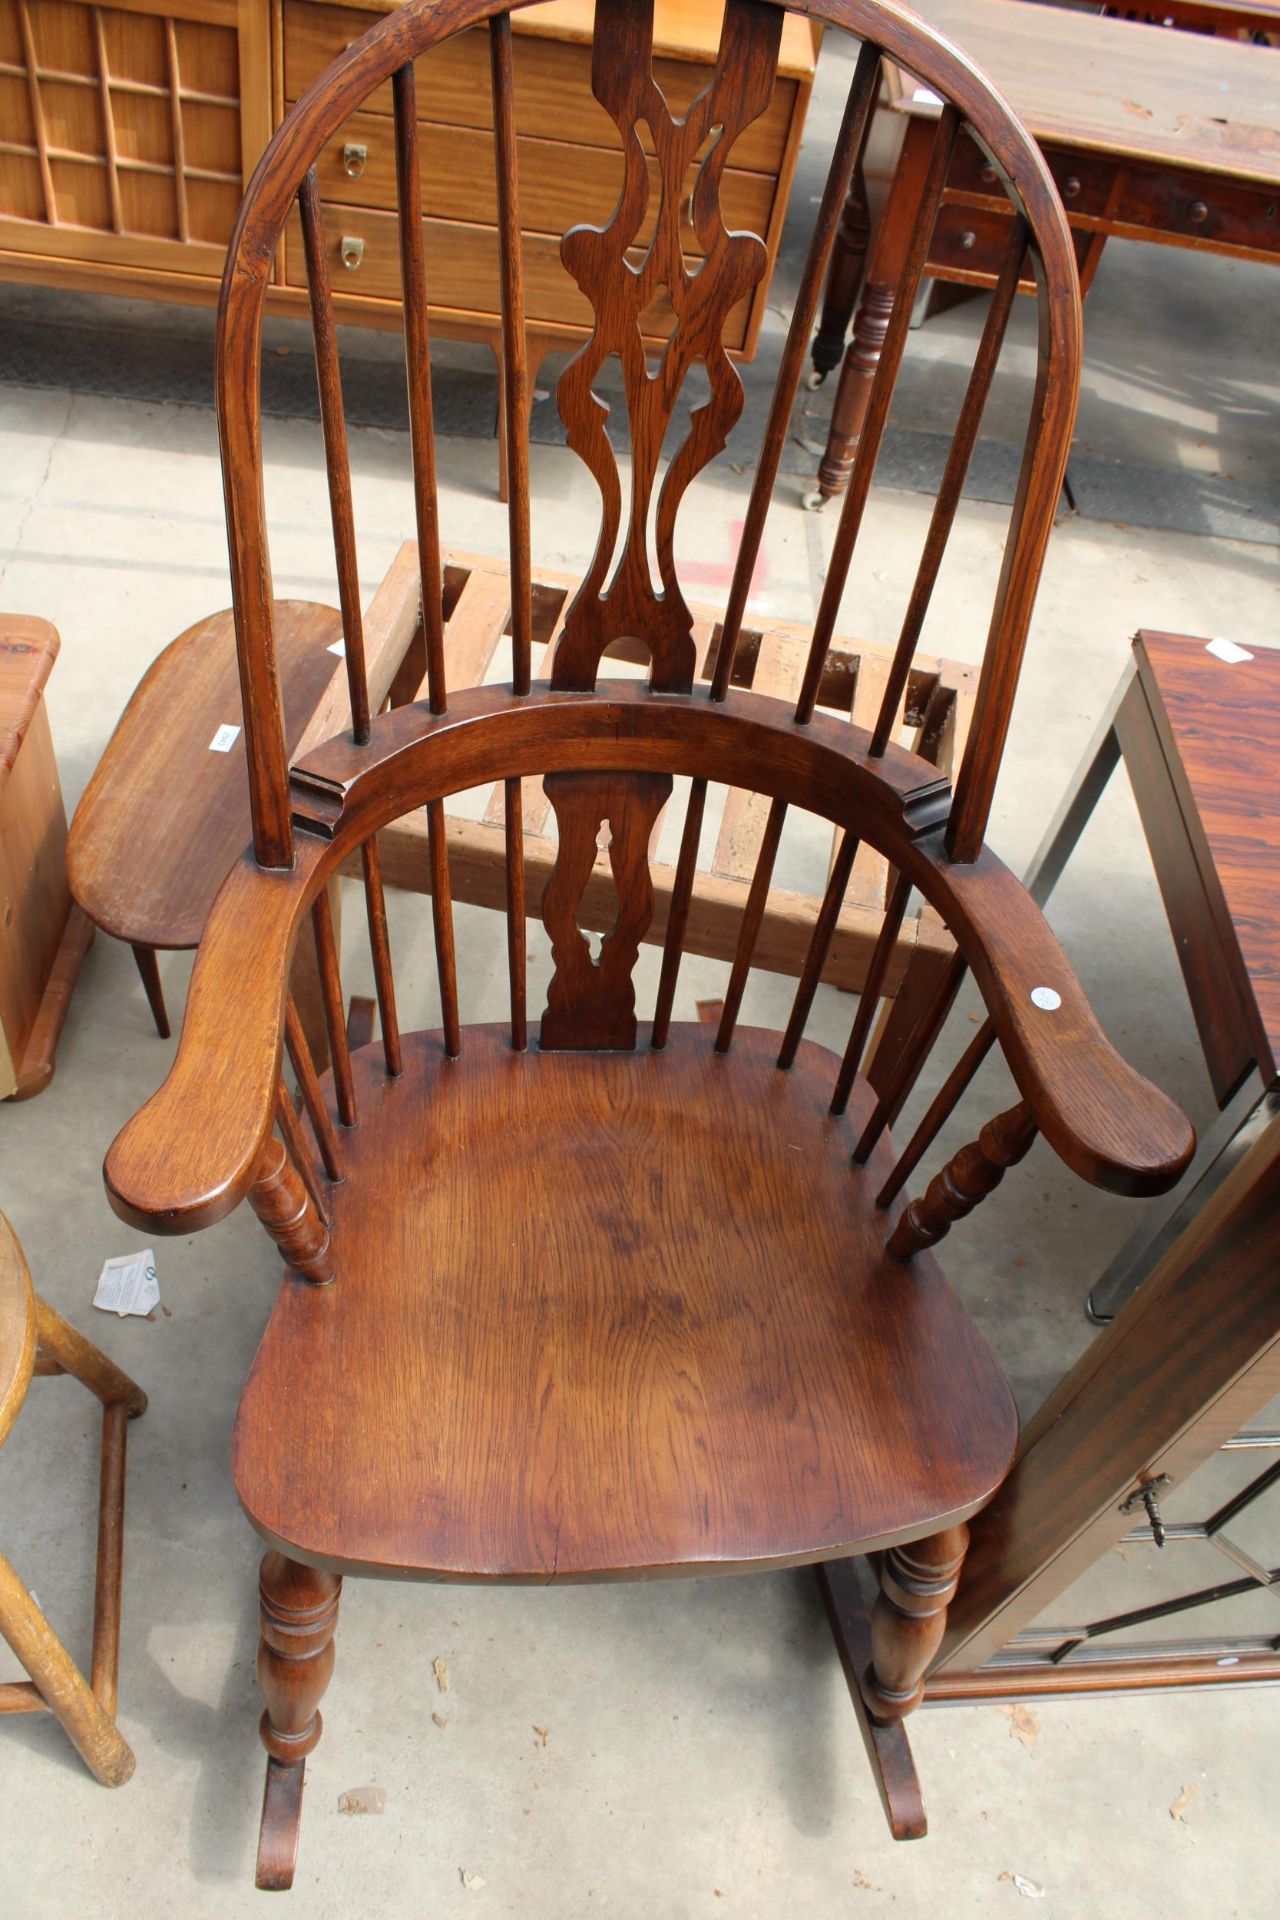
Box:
(103, 0), (1194, 1889)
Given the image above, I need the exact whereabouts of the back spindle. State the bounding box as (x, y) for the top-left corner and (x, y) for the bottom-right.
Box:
(298, 166), (371, 743)
(284, 995), (342, 1181)
(711, 38), (881, 701)
(491, 8), (530, 1051)
(715, 794), (788, 1053)
(777, 827), (861, 1069)
(678, 45), (881, 1054)
(360, 838), (402, 1076)
(795, 107), (960, 728)
(870, 217), (1028, 756)
(490, 9), (532, 696)
(392, 61), (447, 714)
(831, 867), (913, 1112)
(425, 801), (461, 1057)
(276, 1077), (333, 1229)
(651, 777), (708, 1050)
(310, 887), (356, 1126)
(878, 1015), (996, 1210)
(851, 949), (969, 1153)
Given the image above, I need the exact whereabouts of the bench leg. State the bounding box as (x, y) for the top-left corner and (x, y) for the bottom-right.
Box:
(130, 944), (169, 1039)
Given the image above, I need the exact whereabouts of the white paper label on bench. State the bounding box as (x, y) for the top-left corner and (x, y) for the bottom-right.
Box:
(94, 1250), (159, 1318)
(1030, 986), (1062, 1011)
(1205, 638), (1253, 665)
(209, 723), (241, 752)
(912, 86), (943, 106)
(327, 639), (346, 657)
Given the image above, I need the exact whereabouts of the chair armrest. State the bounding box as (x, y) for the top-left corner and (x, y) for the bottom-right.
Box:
(915, 842), (1195, 1196)
(101, 543), (421, 1234)
(103, 845), (322, 1234)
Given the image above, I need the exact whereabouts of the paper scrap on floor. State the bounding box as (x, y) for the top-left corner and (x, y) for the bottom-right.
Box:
(94, 1250), (159, 1318)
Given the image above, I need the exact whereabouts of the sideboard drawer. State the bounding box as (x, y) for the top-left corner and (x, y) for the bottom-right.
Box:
(286, 201), (752, 347)
(311, 108), (777, 253)
(283, 0), (797, 175)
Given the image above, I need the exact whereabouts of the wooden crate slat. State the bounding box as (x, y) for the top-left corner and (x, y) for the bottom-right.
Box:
(710, 627), (806, 882)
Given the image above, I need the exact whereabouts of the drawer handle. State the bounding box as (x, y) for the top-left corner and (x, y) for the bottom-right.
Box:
(1063, 175), (1081, 200)
(959, 229), (976, 250)
(342, 142), (368, 180)
(1188, 199), (1210, 224)
(340, 234), (365, 271)
(981, 164), (997, 185)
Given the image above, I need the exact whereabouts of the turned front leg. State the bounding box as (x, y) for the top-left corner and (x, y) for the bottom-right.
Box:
(863, 1525), (968, 1722)
(249, 1137), (335, 1285)
(255, 1551), (342, 1891)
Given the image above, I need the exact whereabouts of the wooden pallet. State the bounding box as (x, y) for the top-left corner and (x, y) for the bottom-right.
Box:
(365, 548), (976, 1007)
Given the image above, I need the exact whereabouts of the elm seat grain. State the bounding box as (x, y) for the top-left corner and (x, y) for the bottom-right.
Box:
(234, 1026), (1018, 1581)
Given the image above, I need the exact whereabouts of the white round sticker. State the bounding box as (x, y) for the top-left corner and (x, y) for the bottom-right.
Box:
(1030, 986), (1062, 1011)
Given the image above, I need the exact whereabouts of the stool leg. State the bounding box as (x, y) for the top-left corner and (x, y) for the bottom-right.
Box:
(35, 1297), (147, 1416)
(0, 1551), (135, 1785)
(862, 1524), (969, 1722)
(255, 1551), (342, 1892)
(130, 944), (169, 1039)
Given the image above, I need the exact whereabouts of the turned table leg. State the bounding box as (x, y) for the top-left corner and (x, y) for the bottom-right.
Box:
(810, 118), (937, 509)
(808, 164), (874, 387)
(255, 1551), (342, 1891)
(862, 1524), (969, 1722)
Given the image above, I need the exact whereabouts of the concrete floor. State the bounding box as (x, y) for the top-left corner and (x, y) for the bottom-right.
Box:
(3, 38), (1280, 1920)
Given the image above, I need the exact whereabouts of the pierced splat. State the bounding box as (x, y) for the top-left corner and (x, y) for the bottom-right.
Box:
(540, 770), (673, 1049)
(551, 0), (784, 694)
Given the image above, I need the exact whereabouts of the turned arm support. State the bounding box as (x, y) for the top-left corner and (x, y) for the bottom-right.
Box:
(886, 1102), (1038, 1260)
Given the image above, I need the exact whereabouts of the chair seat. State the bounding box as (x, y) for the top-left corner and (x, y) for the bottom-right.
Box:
(233, 1026), (1018, 1582)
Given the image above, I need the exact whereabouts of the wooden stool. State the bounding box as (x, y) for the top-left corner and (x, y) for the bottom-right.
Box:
(0, 1212), (146, 1785)
(0, 615), (93, 1099)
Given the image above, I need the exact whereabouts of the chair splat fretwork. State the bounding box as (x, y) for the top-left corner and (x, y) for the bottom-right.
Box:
(551, 0), (784, 694)
(540, 770), (673, 1050)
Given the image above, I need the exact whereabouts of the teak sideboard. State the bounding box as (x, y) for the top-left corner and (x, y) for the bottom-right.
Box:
(0, 0), (817, 369)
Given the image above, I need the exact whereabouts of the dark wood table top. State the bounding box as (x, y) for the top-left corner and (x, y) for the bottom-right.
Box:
(1136, 630), (1280, 1088)
(889, 0), (1280, 188)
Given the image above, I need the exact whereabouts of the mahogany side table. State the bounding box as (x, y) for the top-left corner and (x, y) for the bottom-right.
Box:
(1026, 630), (1280, 1321)
(808, 0), (1280, 504)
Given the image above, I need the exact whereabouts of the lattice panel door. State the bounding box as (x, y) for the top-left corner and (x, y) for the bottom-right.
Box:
(0, 0), (246, 247)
